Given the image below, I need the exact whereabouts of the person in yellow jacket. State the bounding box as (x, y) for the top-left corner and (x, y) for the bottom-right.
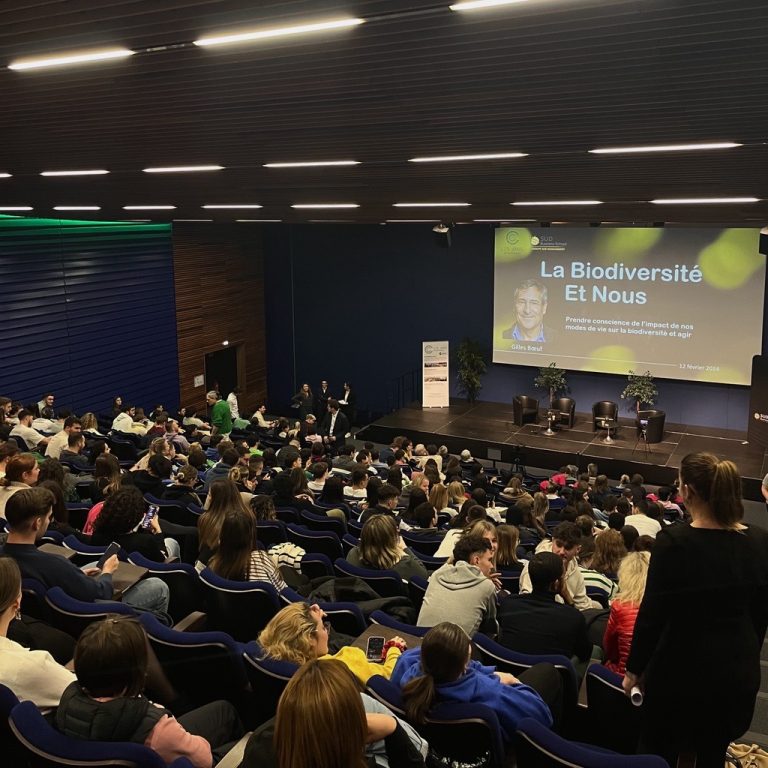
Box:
(257, 602), (407, 683)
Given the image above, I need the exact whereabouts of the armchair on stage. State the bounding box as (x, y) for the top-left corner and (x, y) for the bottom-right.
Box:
(513, 395), (539, 427)
(637, 409), (666, 443)
(592, 401), (618, 431)
(552, 397), (576, 428)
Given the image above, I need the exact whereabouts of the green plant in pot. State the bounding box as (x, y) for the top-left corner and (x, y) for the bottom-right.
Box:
(621, 369), (658, 413)
(456, 338), (488, 403)
(534, 362), (568, 407)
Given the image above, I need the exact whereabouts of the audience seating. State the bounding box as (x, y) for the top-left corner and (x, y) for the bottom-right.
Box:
(581, 664), (640, 755)
(255, 521), (287, 549)
(368, 610), (429, 637)
(408, 574), (428, 610)
(0, 684), (25, 766)
(585, 586), (610, 609)
(44, 586), (136, 638)
(514, 716), (667, 767)
(410, 551), (447, 571)
(552, 397), (576, 428)
(198, 569), (281, 642)
(9, 699), (196, 768)
(138, 613), (249, 711)
(591, 401), (618, 432)
(299, 509), (346, 538)
(347, 519), (364, 536)
(299, 552), (334, 579)
(275, 507), (300, 524)
(513, 395), (539, 427)
(61, 535), (123, 567)
(20, 577), (52, 622)
(341, 533), (359, 557)
(126, 553), (203, 624)
(242, 642), (298, 725)
(106, 434), (139, 461)
(365, 674), (406, 715)
(286, 525), (343, 561)
(401, 532), (442, 556)
(143, 494), (199, 527)
(333, 558), (409, 599)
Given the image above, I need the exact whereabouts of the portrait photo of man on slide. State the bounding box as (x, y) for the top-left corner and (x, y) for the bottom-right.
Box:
(502, 278), (557, 343)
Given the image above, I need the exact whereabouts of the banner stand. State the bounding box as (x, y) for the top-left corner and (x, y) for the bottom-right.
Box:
(422, 341), (450, 408)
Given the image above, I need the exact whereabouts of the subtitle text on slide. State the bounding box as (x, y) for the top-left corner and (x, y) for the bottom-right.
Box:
(564, 316), (694, 340)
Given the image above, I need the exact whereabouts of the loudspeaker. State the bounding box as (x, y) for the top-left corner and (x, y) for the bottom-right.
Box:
(760, 232), (767, 256)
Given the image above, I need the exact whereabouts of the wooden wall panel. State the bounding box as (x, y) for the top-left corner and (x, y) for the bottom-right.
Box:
(173, 226), (267, 416)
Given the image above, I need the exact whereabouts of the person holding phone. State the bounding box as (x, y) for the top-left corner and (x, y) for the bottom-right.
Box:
(258, 602), (407, 684)
(91, 487), (180, 563)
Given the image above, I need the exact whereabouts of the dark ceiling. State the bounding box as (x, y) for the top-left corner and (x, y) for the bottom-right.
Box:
(1, 0), (767, 224)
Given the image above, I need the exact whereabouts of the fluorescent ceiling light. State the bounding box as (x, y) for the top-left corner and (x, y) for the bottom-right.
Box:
(54, 206), (101, 211)
(450, 0), (528, 10)
(236, 219), (283, 222)
(589, 142), (742, 155)
(0, 206), (32, 211)
(292, 204), (359, 209)
(41, 169), (109, 177)
(474, 218), (536, 222)
(9, 48), (134, 71)
(0, 173), (11, 178)
(203, 204), (263, 209)
(143, 165), (224, 173)
(393, 202), (471, 207)
(409, 152), (527, 162)
(174, 219), (213, 222)
(308, 219), (355, 222)
(264, 160), (360, 168)
(194, 17), (364, 47)
(123, 205), (176, 210)
(512, 200), (602, 206)
(650, 197), (759, 204)
(386, 219), (441, 222)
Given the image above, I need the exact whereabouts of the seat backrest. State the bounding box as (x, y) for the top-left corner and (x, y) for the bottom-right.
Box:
(199, 568), (280, 641)
(552, 397), (575, 412)
(242, 642), (298, 723)
(138, 613), (247, 709)
(300, 510), (346, 538)
(21, 577), (52, 622)
(421, 701), (506, 768)
(9, 699), (168, 767)
(299, 552), (333, 580)
(126, 553), (202, 624)
(583, 664), (641, 754)
(286, 524), (343, 561)
(332, 558), (408, 598)
(0, 684), (25, 766)
(515, 716), (667, 767)
(368, 609), (430, 637)
(592, 401), (617, 418)
(143, 494), (198, 527)
(255, 521), (287, 549)
(401, 532), (442, 556)
(365, 675), (406, 716)
(45, 587), (136, 638)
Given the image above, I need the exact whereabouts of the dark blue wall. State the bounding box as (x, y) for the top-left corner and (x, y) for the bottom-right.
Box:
(0, 216), (179, 415)
(263, 223), (760, 431)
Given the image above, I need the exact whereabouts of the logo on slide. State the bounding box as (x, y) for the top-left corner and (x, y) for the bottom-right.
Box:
(530, 236), (540, 246)
(506, 231), (520, 246)
(425, 345), (434, 355)
(753, 412), (768, 423)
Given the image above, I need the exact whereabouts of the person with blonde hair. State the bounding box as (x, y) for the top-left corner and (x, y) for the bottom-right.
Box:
(602, 551), (650, 676)
(495, 524), (525, 573)
(447, 480), (467, 513)
(258, 602), (406, 683)
(624, 453), (768, 767)
(428, 483), (451, 516)
(346, 514), (428, 581)
(260, 658), (426, 768)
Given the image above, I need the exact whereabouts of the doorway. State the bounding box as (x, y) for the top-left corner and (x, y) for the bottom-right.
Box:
(205, 346), (239, 398)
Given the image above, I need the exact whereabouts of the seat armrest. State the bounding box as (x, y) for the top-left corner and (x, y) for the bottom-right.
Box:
(215, 731), (253, 768)
(172, 611), (207, 632)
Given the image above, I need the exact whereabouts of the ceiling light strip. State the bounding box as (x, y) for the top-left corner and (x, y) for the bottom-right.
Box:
(9, 48), (134, 71)
(292, 204), (359, 209)
(649, 197), (759, 204)
(143, 165), (224, 173)
(450, 0), (529, 10)
(409, 152), (527, 162)
(194, 18), (364, 47)
(589, 142), (742, 155)
(393, 202), (471, 207)
(41, 170), (109, 176)
(511, 200), (602, 206)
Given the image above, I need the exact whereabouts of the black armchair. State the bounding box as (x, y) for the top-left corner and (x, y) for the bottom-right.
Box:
(513, 395), (539, 427)
(592, 401), (618, 431)
(637, 409), (665, 443)
(551, 397), (576, 428)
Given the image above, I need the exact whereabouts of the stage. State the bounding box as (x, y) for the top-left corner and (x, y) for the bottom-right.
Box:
(358, 400), (768, 501)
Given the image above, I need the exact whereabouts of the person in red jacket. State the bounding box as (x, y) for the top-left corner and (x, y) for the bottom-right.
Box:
(602, 551), (650, 675)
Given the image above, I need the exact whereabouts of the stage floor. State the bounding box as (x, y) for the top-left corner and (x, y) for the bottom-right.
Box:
(359, 400), (768, 500)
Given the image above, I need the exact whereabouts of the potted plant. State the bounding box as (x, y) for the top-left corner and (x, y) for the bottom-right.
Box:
(534, 362), (568, 407)
(621, 369), (658, 413)
(456, 338), (487, 403)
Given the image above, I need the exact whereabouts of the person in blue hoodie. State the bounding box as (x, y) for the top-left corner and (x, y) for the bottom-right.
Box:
(391, 622), (562, 744)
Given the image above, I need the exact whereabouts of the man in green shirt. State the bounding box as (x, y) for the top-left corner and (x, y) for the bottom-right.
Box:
(206, 390), (232, 437)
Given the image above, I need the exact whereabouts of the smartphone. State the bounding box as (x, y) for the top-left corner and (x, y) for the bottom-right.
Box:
(97, 541), (121, 569)
(365, 635), (385, 662)
(140, 504), (159, 530)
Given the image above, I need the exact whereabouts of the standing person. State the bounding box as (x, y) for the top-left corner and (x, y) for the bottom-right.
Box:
(226, 387), (241, 421)
(206, 391), (232, 439)
(314, 380), (332, 419)
(624, 453), (768, 767)
(291, 384), (314, 420)
(339, 381), (357, 425)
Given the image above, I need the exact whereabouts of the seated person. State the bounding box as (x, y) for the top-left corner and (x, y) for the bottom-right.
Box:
(258, 601), (407, 683)
(359, 483), (400, 524)
(519, 522), (601, 611)
(434, 504), (488, 558)
(90, 486), (180, 563)
(346, 514), (428, 581)
(1, 487), (169, 618)
(0, 555), (75, 709)
(417, 534), (497, 636)
(627, 498), (662, 538)
(498, 552), (591, 662)
(56, 616), (243, 768)
(495, 523), (526, 575)
(242, 658), (426, 768)
(343, 467), (369, 500)
(392, 622), (559, 745)
(132, 453), (172, 498)
(405, 501), (445, 539)
(161, 463), (202, 508)
(207, 507), (287, 593)
(603, 551), (650, 675)
(579, 528), (626, 602)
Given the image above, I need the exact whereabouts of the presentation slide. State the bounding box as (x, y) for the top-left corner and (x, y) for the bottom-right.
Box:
(492, 227), (765, 385)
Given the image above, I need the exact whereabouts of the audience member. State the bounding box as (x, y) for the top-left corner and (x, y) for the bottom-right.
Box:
(0, 453), (39, 518)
